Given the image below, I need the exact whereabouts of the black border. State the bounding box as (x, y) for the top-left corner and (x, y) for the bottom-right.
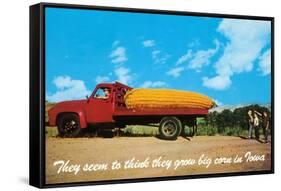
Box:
(29, 2), (275, 189)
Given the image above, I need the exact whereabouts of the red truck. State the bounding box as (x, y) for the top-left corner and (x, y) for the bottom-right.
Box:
(48, 82), (209, 140)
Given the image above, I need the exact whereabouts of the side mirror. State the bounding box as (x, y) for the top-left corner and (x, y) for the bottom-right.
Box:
(86, 95), (90, 103)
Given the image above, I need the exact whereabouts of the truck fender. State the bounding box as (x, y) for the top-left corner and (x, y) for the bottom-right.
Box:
(77, 111), (87, 129)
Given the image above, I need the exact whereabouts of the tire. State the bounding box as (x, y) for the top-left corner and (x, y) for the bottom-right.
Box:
(57, 113), (81, 137)
(159, 117), (182, 140)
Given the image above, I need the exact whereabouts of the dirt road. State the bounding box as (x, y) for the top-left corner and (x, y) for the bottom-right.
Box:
(46, 136), (271, 184)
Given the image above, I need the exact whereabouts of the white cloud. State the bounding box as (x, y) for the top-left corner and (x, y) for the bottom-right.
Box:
(52, 75), (72, 90)
(176, 50), (192, 65)
(175, 39), (219, 71)
(202, 75), (231, 90)
(170, 39), (219, 77)
(188, 39), (220, 70)
(143, 40), (155, 47)
(112, 40), (120, 47)
(140, 81), (168, 88)
(156, 54), (170, 64)
(152, 50), (161, 59)
(47, 76), (91, 102)
(110, 46), (128, 64)
(258, 49), (271, 76)
(167, 67), (185, 78)
(203, 19), (271, 90)
(152, 50), (170, 64)
(188, 39), (200, 48)
(95, 76), (110, 84)
(114, 66), (132, 85)
(213, 99), (223, 106)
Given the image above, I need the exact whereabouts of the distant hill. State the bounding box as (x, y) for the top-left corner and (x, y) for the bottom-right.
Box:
(210, 103), (271, 113)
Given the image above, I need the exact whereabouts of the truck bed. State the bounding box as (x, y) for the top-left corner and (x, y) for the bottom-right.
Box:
(113, 107), (208, 117)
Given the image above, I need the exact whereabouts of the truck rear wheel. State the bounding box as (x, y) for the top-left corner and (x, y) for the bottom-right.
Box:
(159, 117), (182, 140)
(57, 113), (81, 137)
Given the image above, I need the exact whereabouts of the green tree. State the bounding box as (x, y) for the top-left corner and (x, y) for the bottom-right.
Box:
(207, 111), (218, 128)
(206, 104), (271, 135)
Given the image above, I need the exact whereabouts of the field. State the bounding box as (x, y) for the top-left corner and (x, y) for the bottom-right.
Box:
(45, 127), (271, 184)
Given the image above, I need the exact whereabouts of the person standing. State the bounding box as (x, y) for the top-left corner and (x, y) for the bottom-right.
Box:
(262, 111), (270, 143)
(248, 110), (254, 139)
(253, 113), (260, 140)
(254, 110), (270, 143)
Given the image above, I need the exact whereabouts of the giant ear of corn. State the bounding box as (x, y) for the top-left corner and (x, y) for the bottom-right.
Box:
(124, 88), (214, 109)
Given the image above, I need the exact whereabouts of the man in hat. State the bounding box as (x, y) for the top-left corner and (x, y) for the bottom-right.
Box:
(96, 87), (111, 99)
(248, 110), (254, 139)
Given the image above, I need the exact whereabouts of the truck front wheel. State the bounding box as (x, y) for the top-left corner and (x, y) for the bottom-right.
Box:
(159, 117), (182, 140)
(57, 113), (81, 137)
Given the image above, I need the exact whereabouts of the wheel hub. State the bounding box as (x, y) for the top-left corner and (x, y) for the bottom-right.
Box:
(162, 121), (177, 136)
(64, 120), (77, 132)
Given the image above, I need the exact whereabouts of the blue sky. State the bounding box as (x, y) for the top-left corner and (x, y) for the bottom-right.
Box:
(45, 7), (271, 105)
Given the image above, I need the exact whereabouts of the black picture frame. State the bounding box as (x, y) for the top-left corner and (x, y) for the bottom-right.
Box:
(30, 2), (274, 188)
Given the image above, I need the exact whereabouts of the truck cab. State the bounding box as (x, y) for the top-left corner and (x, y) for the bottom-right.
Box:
(85, 83), (115, 123)
(48, 82), (132, 137)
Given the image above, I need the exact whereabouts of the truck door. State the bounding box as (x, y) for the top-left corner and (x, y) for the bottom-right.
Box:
(85, 87), (114, 123)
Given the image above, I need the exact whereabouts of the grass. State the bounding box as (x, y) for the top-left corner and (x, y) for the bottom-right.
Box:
(196, 125), (264, 138)
(123, 125), (159, 136)
(45, 126), (58, 137)
(45, 102), (55, 123)
(196, 125), (218, 136)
